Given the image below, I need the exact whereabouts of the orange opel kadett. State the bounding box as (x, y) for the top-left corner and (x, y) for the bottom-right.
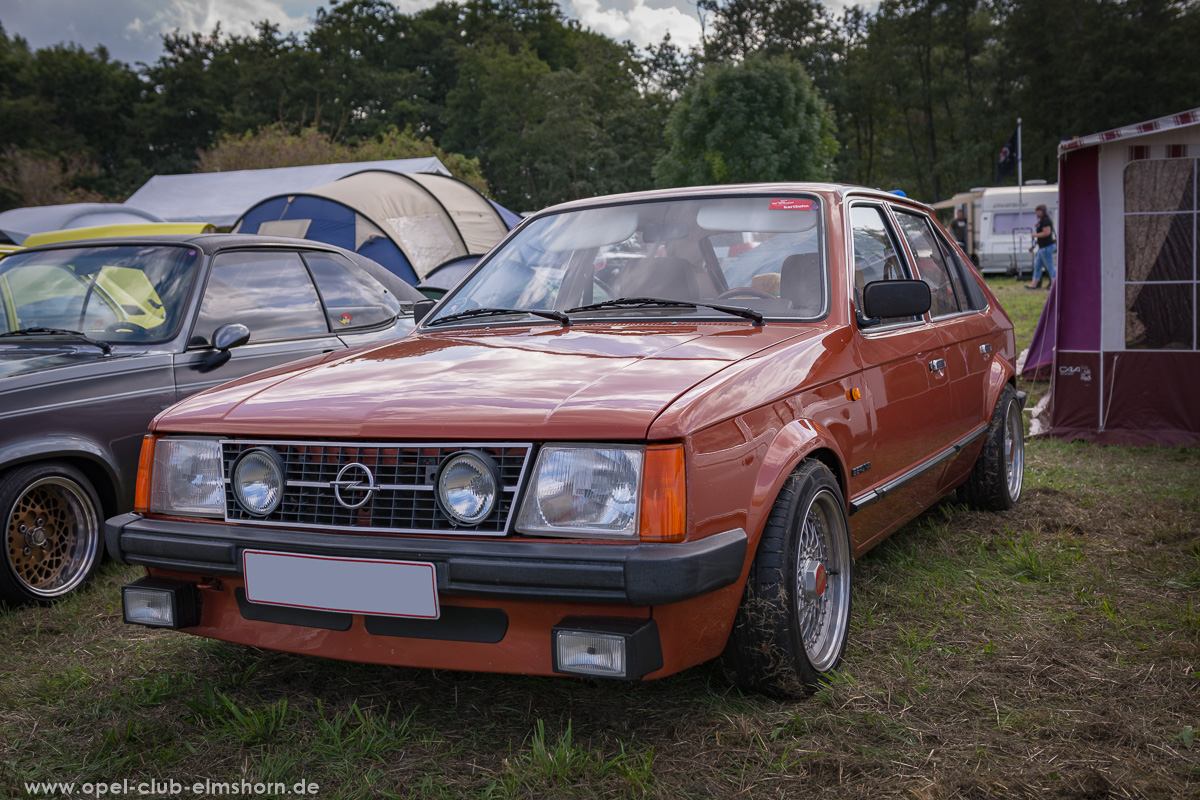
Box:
(109, 184), (1024, 695)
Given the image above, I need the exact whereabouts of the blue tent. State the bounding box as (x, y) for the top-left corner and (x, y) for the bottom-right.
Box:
(234, 171), (515, 284)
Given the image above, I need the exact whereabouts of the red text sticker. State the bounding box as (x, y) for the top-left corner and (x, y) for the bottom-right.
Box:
(769, 198), (814, 211)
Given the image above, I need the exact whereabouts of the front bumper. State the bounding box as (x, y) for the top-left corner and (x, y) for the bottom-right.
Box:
(105, 513), (748, 607)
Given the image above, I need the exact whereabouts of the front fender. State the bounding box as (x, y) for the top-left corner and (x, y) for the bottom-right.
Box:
(0, 434), (122, 493)
(745, 419), (847, 552)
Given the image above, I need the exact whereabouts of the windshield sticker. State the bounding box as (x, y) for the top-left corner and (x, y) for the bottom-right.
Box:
(769, 199), (814, 211)
(340, 313), (353, 325)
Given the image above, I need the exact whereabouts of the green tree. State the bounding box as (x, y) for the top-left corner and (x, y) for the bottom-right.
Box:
(698, 0), (838, 88)
(654, 54), (836, 187)
(1000, 0), (1200, 180)
(0, 26), (146, 201)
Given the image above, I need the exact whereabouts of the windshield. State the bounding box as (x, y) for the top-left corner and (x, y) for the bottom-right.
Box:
(428, 195), (827, 326)
(0, 245), (200, 343)
(991, 211), (1038, 235)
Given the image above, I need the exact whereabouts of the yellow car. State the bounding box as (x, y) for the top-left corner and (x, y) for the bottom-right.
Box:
(20, 222), (215, 248)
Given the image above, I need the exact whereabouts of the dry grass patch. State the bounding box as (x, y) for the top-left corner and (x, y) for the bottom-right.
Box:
(2, 439), (1198, 799)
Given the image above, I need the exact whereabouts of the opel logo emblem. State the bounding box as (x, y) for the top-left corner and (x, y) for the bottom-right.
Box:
(332, 462), (377, 509)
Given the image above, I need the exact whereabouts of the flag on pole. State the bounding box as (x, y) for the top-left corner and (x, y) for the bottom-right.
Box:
(996, 128), (1018, 181)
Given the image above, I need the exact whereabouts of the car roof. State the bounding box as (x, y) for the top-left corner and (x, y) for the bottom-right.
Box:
(9, 233), (426, 303)
(533, 183), (934, 217)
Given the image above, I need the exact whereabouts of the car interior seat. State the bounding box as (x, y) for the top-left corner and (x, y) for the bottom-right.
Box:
(620, 256), (700, 301)
(780, 253), (825, 316)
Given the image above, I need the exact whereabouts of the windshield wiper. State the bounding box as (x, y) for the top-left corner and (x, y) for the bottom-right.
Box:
(567, 297), (764, 327)
(427, 307), (571, 327)
(0, 327), (112, 355)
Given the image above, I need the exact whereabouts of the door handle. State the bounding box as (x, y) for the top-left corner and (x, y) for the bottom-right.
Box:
(928, 358), (947, 373)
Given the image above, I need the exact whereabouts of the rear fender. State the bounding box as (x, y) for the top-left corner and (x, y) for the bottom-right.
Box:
(986, 358), (1016, 417)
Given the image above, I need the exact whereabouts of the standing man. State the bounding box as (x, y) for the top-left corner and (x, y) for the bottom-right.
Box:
(1025, 204), (1056, 289)
(950, 208), (969, 249)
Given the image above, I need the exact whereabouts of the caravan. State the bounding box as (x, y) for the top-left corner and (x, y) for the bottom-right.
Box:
(934, 184), (1057, 276)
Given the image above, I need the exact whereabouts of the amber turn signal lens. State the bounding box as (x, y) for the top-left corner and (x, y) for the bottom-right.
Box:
(640, 444), (686, 542)
(846, 387), (861, 401)
(133, 434), (159, 513)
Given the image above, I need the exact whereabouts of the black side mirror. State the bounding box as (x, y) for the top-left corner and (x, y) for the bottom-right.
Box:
(198, 323), (251, 372)
(860, 280), (931, 328)
(212, 323), (251, 351)
(413, 299), (436, 325)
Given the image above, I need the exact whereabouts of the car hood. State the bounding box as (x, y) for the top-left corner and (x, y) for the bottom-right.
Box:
(0, 345), (146, 380)
(158, 324), (817, 440)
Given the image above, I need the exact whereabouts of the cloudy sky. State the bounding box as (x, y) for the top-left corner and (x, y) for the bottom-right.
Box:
(0, 0), (727, 65)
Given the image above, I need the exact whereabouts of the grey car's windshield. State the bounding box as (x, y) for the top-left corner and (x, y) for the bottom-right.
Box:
(0, 245), (200, 343)
(428, 195), (827, 326)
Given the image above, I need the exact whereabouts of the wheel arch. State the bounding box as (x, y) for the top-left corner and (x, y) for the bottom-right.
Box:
(0, 439), (122, 518)
(746, 420), (849, 553)
(985, 358), (1018, 418)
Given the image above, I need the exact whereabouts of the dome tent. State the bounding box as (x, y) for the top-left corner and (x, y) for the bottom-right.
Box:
(0, 203), (166, 245)
(233, 170), (513, 284)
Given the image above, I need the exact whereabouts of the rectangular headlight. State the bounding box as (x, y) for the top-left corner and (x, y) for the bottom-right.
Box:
(122, 577), (202, 629)
(516, 445), (643, 537)
(552, 617), (663, 680)
(149, 438), (224, 517)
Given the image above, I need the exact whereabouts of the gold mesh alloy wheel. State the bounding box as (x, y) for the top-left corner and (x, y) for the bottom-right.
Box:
(5, 475), (99, 598)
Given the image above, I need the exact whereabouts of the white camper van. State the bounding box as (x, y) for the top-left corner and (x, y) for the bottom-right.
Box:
(976, 184), (1058, 275)
(933, 183), (1058, 276)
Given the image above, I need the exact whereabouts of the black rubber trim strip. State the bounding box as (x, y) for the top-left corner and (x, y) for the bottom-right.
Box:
(105, 513), (747, 607)
(235, 587), (352, 631)
(848, 424), (988, 514)
(365, 606), (508, 643)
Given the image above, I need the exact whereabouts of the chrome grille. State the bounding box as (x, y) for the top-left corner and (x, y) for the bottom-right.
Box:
(221, 440), (532, 535)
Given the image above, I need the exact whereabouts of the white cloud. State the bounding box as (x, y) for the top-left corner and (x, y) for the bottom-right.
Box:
(388, 0), (446, 13)
(127, 0), (312, 42)
(566, 0), (704, 50)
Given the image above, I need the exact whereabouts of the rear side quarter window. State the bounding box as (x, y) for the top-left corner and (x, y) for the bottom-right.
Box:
(304, 252), (402, 330)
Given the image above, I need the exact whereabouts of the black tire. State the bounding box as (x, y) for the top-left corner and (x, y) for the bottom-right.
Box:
(722, 460), (852, 698)
(0, 462), (105, 606)
(959, 384), (1024, 511)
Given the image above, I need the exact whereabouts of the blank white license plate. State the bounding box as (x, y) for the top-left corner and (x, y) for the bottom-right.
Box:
(242, 550), (440, 619)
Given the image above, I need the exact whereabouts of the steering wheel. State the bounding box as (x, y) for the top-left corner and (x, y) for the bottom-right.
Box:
(714, 287), (778, 302)
(104, 321), (140, 334)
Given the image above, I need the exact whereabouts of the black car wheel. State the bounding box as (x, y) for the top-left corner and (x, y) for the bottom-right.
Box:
(960, 384), (1025, 511)
(723, 460), (852, 698)
(1, 463), (104, 606)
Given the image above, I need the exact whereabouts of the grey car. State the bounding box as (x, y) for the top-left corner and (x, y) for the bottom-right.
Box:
(0, 234), (422, 605)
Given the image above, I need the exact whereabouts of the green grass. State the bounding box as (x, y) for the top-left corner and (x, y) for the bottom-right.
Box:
(2, 410), (1199, 798)
(986, 274), (1049, 352)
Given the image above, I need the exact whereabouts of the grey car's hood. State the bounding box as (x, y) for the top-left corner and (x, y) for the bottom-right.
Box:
(0, 345), (145, 379)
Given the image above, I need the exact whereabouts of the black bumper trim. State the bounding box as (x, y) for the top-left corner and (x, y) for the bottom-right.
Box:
(105, 513), (747, 607)
(365, 607), (509, 643)
(235, 588), (352, 631)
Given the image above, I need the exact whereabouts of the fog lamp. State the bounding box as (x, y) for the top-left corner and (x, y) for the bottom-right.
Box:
(551, 617), (663, 680)
(436, 450), (500, 525)
(121, 577), (201, 629)
(233, 447), (285, 517)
